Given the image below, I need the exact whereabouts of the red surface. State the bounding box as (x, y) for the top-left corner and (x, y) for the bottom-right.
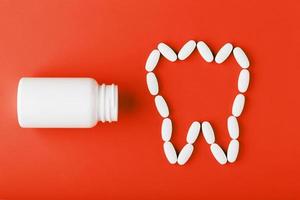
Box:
(0, 0), (299, 199)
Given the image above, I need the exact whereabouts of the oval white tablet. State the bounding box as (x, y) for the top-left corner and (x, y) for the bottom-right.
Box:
(232, 94), (245, 117)
(227, 140), (239, 163)
(146, 72), (159, 95)
(238, 69), (250, 93)
(145, 49), (160, 72)
(196, 41), (214, 62)
(163, 141), (177, 164)
(157, 43), (177, 62)
(186, 121), (201, 144)
(227, 116), (239, 139)
(233, 47), (250, 68)
(161, 118), (172, 142)
(178, 40), (196, 60)
(210, 143), (227, 165)
(215, 43), (233, 64)
(202, 121), (215, 144)
(155, 95), (169, 118)
(177, 144), (194, 165)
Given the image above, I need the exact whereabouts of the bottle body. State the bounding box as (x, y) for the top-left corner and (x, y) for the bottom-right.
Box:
(17, 78), (118, 128)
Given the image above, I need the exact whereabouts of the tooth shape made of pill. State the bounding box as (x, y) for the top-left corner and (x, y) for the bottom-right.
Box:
(145, 41), (250, 165)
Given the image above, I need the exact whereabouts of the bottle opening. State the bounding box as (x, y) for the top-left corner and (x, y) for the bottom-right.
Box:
(98, 84), (118, 122)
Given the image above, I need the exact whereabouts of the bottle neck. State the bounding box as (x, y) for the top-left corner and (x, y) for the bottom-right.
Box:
(97, 84), (118, 122)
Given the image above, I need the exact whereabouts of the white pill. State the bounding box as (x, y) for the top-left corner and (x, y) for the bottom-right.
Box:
(178, 40), (196, 60)
(177, 144), (194, 165)
(163, 141), (177, 164)
(145, 49), (160, 72)
(238, 69), (250, 93)
(186, 121), (201, 144)
(146, 72), (159, 95)
(215, 43), (233, 64)
(196, 41), (214, 62)
(210, 143), (227, 165)
(202, 121), (215, 144)
(233, 47), (250, 68)
(227, 116), (239, 139)
(157, 43), (177, 62)
(227, 140), (239, 163)
(161, 118), (172, 142)
(155, 95), (169, 118)
(232, 94), (245, 117)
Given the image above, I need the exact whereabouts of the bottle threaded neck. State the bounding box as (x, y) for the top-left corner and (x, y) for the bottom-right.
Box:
(97, 84), (118, 122)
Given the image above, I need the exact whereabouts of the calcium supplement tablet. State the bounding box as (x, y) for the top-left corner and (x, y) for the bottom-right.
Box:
(227, 116), (239, 139)
(233, 47), (250, 68)
(215, 43), (233, 64)
(232, 94), (245, 117)
(161, 118), (172, 142)
(238, 69), (250, 93)
(227, 140), (239, 163)
(144, 41), (251, 165)
(145, 49), (160, 72)
(177, 144), (194, 165)
(202, 121), (216, 144)
(157, 43), (177, 62)
(186, 121), (201, 144)
(196, 41), (214, 62)
(155, 95), (169, 118)
(163, 141), (177, 164)
(210, 143), (227, 165)
(178, 40), (196, 60)
(146, 72), (159, 95)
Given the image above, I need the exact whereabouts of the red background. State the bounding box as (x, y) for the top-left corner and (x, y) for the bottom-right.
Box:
(0, 0), (299, 199)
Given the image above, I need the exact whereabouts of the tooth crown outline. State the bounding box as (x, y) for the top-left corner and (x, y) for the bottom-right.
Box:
(145, 41), (250, 165)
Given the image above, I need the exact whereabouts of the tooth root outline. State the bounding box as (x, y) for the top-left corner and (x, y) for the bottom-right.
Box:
(145, 41), (250, 165)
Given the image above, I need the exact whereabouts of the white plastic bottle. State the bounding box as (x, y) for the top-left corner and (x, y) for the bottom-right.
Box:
(17, 78), (118, 128)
